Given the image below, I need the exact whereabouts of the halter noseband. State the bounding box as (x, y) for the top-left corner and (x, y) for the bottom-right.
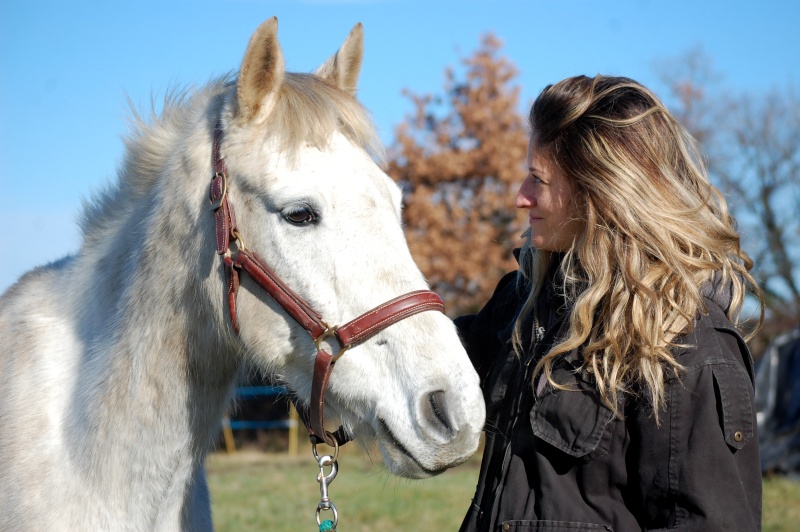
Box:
(210, 120), (446, 447)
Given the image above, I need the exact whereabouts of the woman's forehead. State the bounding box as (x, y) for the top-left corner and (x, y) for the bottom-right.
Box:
(527, 139), (554, 172)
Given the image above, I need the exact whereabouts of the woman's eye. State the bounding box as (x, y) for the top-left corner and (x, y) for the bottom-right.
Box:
(284, 207), (318, 225)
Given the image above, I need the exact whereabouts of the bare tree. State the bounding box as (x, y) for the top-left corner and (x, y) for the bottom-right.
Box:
(656, 48), (800, 335)
(389, 34), (528, 315)
(716, 88), (800, 317)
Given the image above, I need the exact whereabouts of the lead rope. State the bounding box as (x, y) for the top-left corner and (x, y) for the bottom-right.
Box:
(313, 440), (340, 531)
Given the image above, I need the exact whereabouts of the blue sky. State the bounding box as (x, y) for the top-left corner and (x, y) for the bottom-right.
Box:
(1, 0), (798, 293)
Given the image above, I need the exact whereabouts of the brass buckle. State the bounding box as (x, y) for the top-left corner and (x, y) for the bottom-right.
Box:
(314, 326), (349, 362)
(209, 172), (227, 211)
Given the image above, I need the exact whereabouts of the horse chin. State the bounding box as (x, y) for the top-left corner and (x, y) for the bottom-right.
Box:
(331, 413), (470, 479)
(373, 419), (471, 480)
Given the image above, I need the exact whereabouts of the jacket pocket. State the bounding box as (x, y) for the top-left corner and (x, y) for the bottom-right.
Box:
(498, 520), (612, 531)
(530, 379), (616, 458)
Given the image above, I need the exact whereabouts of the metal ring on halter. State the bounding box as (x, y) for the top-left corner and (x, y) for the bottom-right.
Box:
(314, 326), (350, 362)
(312, 437), (339, 462)
(315, 501), (339, 528)
(230, 228), (246, 252)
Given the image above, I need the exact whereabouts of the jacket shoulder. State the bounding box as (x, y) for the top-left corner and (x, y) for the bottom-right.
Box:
(671, 298), (757, 450)
(674, 298), (754, 380)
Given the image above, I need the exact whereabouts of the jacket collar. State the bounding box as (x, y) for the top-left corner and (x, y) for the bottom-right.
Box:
(496, 251), (568, 348)
(700, 270), (736, 314)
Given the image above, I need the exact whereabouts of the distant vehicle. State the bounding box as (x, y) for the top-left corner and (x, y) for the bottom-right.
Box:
(755, 327), (800, 477)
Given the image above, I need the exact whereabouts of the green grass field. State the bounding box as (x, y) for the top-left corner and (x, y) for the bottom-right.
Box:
(206, 445), (800, 531)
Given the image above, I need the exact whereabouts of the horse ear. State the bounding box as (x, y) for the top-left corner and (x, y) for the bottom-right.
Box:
(236, 17), (285, 123)
(315, 23), (364, 96)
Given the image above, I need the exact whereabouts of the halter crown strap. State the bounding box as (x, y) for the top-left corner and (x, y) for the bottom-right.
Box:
(211, 123), (237, 256)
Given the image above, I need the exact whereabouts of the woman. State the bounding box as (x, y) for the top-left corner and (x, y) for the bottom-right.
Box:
(457, 75), (763, 531)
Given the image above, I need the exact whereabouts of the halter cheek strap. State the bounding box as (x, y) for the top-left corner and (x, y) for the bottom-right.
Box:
(211, 119), (446, 447)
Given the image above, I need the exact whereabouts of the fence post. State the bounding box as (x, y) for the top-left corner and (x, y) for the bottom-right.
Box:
(222, 415), (236, 454)
(288, 403), (299, 456)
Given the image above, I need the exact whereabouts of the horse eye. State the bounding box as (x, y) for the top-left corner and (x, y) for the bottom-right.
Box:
(284, 207), (318, 225)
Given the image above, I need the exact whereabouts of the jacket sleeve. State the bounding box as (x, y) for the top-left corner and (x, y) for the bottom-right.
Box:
(454, 271), (519, 382)
(632, 323), (762, 530)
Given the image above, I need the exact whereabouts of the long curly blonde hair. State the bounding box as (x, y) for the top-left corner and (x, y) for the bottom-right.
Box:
(513, 75), (763, 420)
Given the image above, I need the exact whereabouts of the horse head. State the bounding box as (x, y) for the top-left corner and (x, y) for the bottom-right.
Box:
(213, 18), (485, 478)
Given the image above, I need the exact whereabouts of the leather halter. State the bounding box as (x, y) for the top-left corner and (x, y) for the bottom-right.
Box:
(210, 120), (446, 447)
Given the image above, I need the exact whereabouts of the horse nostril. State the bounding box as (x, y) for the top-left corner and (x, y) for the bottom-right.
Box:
(424, 390), (454, 437)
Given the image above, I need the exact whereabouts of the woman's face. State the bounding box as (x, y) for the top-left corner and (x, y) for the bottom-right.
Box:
(515, 135), (584, 252)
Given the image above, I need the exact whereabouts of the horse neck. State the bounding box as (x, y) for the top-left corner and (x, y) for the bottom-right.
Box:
(72, 90), (241, 459)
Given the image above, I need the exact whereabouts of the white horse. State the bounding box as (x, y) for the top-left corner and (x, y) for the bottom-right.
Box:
(0, 18), (485, 531)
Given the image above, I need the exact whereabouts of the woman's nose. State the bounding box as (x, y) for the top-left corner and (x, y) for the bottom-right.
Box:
(515, 178), (535, 209)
